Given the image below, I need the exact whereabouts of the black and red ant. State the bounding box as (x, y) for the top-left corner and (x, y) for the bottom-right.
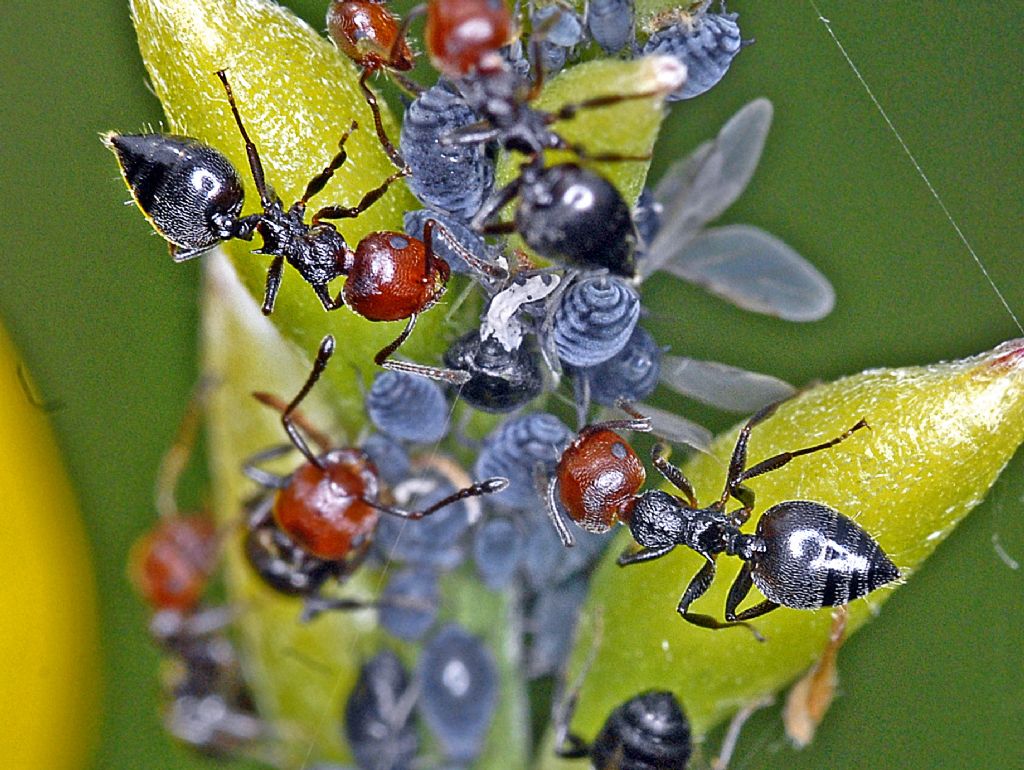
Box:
(242, 335), (508, 619)
(544, 401), (900, 637)
(327, 0), (423, 169)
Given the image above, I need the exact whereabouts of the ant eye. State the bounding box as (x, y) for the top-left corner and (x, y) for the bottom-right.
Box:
(642, 8), (746, 100)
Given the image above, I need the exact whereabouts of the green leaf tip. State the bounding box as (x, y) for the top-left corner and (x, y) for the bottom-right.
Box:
(130, 0), (453, 436)
(540, 338), (1024, 765)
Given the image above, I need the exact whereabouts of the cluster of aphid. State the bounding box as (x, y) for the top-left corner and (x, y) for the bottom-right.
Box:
(113, 1), (900, 767)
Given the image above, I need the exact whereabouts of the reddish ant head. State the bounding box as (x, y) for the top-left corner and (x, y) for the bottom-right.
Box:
(425, 0), (512, 77)
(273, 447), (381, 560)
(557, 427), (646, 533)
(343, 231), (450, 322)
(129, 515), (218, 612)
(327, 1), (415, 72)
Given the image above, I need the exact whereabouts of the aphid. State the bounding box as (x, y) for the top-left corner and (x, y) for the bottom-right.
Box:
(104, 70), (406, 315)
(554, 690), (692, 770)
(574, 324), (662, 408)
(400, 83), (496, 220)
(531, 2), (586, 75)
(424, 0), (513, 78)
(632, 186), (662, 253)
(586, 0), (635, 54)
(528, 578), (589, 678)
(641, 3), (747, 101)
(552, 274), (641, 367)
(344, 650), (420, 770)
(472, 160), (639, 277)
(639, 98), (835, 321)
(443, 328), (545, 413)
(475, 411), (575, 510)
(379, 566), (440, 641)
(416, 624), (499, 764)
(472, 515), (522, 590)
(359, 431), (412, 486)
(243, 335), (507, 607)
(326, 0), (417, 168)
(365, 370), (449, 444)
(545, 403), (900, 635)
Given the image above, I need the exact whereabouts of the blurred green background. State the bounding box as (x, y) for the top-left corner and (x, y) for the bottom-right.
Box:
(1, 1), (1021, 768)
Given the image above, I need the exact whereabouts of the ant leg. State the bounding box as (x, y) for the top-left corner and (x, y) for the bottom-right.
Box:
(299, 121), (357, 205)
(439, 120), (502, 147)
(366, 477), (508, 520)
(375, 315), (472, 385)
(617, 544), (674, 566)
(261, 255), (285, 316)
(215, 70), (276, 209)
(281, 336), (336, 467)
(586, 399), (653, 434)
(426, 219), (508, 280)
(676, 558), (766, 640)
(154, 381), (209, 520)
(311, 166), (410, 223)
(651, 442), (698, 508)
(732, 419), (870, 491)
(358, 68), (406, 169)
(470, 176), (523, 232)
(561, 137), (653, 164)
(312, 282), (345, 312)
(242, 445), (295, 489)
(547, 88), (671, 126)
(717, 401), (784, 506)
(542, 472), (575, 547)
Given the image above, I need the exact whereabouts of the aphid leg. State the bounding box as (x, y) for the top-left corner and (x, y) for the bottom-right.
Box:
(651, 442), (698, 508)
(280, 336), (336, 467)
(616, 543), (674, 566)
(299, 120), (358, 204)
(215, 69), (276, 208)
(729, 418), (870, 497)
(260, 255), (285, 316)
(242, 445), (295, 490)
(311, 166), (410, 223)
(358, 68), (406, 170)
(542, 470), (576, 547)
(374, 315), (472, 385)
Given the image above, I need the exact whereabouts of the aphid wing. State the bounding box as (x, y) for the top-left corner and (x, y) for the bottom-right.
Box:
(643, 99), (773, 277)
(660, 355), (796, 412)
(633, 403), (713, 454)
(661, 224), (835, 321)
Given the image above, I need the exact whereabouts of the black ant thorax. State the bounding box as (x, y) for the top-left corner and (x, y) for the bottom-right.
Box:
(255, 201), (349, 286)
(628, 492), (758, 560)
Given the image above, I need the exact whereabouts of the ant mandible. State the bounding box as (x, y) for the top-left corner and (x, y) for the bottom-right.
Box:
(243, 335), (508, 617)
(544, 401), (900, 637)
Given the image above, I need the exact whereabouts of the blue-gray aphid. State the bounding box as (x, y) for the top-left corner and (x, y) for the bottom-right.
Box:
(379, 567), (440, 642)
(365, 371), (449, 445)
(587, 0), (635, 53)
(553, 274), (641, 367)
(576, 324), (662, 407)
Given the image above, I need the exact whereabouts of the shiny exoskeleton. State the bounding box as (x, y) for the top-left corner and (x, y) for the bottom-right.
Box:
(424, 0), (513, 78)
(130, 514), (219, 613)
(243, 335), (507, 615)
(104, 71), (407, 316)
(472, 161), (639, 277)
(546, 402), (900, 636)
(555, 690), (692, 770)
(443, 328), (544, 412)
(326, 0), (416, 168)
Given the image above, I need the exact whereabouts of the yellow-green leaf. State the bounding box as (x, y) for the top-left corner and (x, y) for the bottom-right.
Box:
(538, 338), (1024, 767)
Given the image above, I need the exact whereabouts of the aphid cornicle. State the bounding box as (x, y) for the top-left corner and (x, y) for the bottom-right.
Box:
(104, 70), (407, 316)
(545, 402), (900, 635)
(554, 690), (692, 770)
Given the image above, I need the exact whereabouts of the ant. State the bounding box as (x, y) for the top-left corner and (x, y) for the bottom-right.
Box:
(242, 335), (508, 619)
(544, 401), (900, 637)
(326, 0), (422, 169)
(104, 69), (406, 316)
